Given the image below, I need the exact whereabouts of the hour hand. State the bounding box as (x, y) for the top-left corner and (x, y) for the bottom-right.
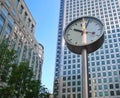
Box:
(74, 29), (83, 33)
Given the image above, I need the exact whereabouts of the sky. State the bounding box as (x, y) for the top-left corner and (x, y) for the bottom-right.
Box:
(24, 0), (60, 93)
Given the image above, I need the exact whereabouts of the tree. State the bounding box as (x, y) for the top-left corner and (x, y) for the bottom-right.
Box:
(39, 85), (50, 98)
(8, 62), (40, 98)
(0, 42), (50, 98)
(0, 42), (40, 98)
(0, 41), (16, 82)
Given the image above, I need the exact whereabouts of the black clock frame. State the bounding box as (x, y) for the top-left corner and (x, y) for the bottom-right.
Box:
(64, 16), (104, 54)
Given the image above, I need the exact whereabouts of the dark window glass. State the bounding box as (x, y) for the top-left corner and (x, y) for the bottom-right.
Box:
(109, 84), (114, 89)
(110, 91), (114, 96)
(116, 90), (120, 95)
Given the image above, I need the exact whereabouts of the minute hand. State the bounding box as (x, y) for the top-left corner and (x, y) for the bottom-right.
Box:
(85, 19), (90, 28)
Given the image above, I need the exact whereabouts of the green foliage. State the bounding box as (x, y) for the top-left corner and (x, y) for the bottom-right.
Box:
(39, 85), (50, 98)
(0, 41), (16, 82)
(0, 42), (50, 98)
(8, 62), (40, 98)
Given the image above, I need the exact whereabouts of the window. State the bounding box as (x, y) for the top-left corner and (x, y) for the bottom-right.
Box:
(63, 77), (66, 81)
(5, 24), (12, 34)
(114, 77), (118, 82)
(77, 64), (80, 68)
(104, 85), (108, 89)
(77, 94), (81, 98)
(92, 73), (96, 78)
(110, 91), (114, 96)
(103, 72), (106, 76)
(117, 59), (120, 63)
(72, 76), (76, 80)
(98, 85), (102, 90)
(77, 80), (80, 85)
(97, 73), (101, 77)
(115, 84), (119, 88)
(116, 90), (120, 95)
(77, 69), (80, 74)
(20, 5), (24, 14)
(0, 15), (5, 33)
(92, 68), (95, 72)
(109, 78), (113, 82)
(68, 70), (71, 74)
(97, 67), (101, 71)
(73, 94), (76, 98)
(72, 70), (75, 74)
(107, 66), (111, 70)
(104, 91), (109, 96)
(24, 12), (27, 21)
(67, 82), (71, 86)
(1, 7), (8, 17)
(63, 82), (66, 87)
(5, 0), (10, 7)
(72, 81), (76, 86)
(67, 88), (71, 92)
(99, 92), (103, 97)
(103, 78), (107, 83)
(77, 75), (80, 79)
(62, 88), (66, 93)
(98, 79), (102, 83)
(114, 71), (117, 75)
(102, 66), (106, 71)
(15, 0), (19, 7)
(108, 72), (112, 76)
(113, 65), (116, 69)
(62, 95), (65, 98)
(109, 84), (114, 89)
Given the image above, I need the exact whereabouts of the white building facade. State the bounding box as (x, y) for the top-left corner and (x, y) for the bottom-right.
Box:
(54, 0), (120, 98)
(0, 0), (44, 81)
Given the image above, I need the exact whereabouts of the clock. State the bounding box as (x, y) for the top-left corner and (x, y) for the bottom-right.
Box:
(64, 16), (104, 54)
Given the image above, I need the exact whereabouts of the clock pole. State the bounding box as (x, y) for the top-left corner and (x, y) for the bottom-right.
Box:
(81, 17), (89, 98)
(64, 16), (104, 98)
(81, 49), (89, 98)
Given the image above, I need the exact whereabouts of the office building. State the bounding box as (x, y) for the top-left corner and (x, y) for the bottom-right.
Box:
(0, 0), (44, 81)
(54, 0), (120, 98)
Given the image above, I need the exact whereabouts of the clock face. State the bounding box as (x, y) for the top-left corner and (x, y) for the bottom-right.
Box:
(64, 16), (104, 46)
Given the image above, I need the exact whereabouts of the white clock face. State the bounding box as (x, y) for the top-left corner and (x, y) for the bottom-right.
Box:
(64, 17), (104, 46)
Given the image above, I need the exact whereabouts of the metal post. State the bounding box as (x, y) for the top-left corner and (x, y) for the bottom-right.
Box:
(82, 48), (89, 98)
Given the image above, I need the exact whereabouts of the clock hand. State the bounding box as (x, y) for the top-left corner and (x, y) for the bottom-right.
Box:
(85, 19), (90, 28)
(74, 29), (83, 33)
(87, 31), (95, 35)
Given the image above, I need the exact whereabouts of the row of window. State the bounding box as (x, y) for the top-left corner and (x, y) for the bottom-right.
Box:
(63, 63), (119, 71)
(62, 90), (120, 98)
(4, 0), (35, 33)
(89, 90), (120, 97)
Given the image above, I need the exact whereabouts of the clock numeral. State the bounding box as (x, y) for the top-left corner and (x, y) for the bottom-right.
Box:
(81, 24), (82, 27)
(67, 34), (70, 36)
(68, 28), (72, 31)
(75, 42), (77, 44)
(75, 23), (77, 25)
(98, 28), (102, 31)
(96, 34), (100, 36)
(68, 39), (72, 42)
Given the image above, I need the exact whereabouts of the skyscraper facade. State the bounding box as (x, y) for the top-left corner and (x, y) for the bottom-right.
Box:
(54, 0), (120, 98)
(0, 0), (44, 81)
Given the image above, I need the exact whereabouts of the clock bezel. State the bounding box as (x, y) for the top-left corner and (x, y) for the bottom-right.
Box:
(64, 16), (104, 54)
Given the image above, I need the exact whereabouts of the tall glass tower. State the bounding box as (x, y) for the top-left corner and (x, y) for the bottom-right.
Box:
(53, 0), (120, 98)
